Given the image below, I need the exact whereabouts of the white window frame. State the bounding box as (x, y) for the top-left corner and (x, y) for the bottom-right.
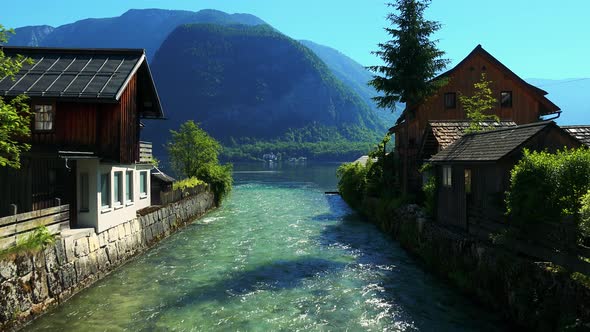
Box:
(114, 171), (124, 208)
(126, 170), (134, 205)
(139, 171), (148, 198)
(100, 172), (111, 211)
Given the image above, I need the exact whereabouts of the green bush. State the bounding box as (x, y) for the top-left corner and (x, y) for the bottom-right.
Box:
(337, 161), (368, 209)
(420, 164), (437, 217)
(506, 148), (590, 237)
(197, 163), (233, 206)
(581, 190), (590, 240)
(172, 177), (206, 191)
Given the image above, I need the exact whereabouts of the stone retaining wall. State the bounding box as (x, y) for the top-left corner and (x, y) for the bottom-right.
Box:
(0, 189), (215, 331)
(362, 200), (590, 331)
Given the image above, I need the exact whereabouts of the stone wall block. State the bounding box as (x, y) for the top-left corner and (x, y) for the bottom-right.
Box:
(0, 281), (18, 322)
(123, 222), (131, 237)
(98, 232), (107, 248)
(31, 269), (49, 303)
(46, 270), (62, 298)
(88, 253), (98, 276)
(60, 263), (76, 291)
(0, 258), (17, 283)
(75, 256), (90, 281)
(15, 254), (33, 277)
(96, 248), (109, 272)
(117, 225), (125, 240)
(74, 238), (90, 258)
(106, 243), (119, 264)
(88, 235), (100, 253)
(16, 273), (33, 312)
(54, 240), (67, 266)
(108, 227), (118, 243)
(44, 247), (58, 272)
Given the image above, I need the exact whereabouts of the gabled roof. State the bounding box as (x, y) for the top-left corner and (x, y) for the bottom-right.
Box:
(429, 121), (555, 163)
(563, 126), (590, 147)
(151, 167), (175, 183)
(392, 45), (561, 128)
(427, 120), (517, 150)
(0, 46), (164, 118)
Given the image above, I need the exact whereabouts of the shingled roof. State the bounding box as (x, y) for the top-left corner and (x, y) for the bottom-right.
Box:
(0, 46), (164, 118)
(429, 121), (554, 163)
(563, 126), (590, 147)
(428, 120), (517, 150)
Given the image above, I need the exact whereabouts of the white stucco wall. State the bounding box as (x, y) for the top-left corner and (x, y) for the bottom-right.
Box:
(76, 161), (152, 233)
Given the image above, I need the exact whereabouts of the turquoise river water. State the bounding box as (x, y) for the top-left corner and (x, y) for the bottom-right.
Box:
(24, 163), (507, 331)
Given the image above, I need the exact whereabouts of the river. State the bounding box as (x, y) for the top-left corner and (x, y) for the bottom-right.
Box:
(24, 162), (506, 331)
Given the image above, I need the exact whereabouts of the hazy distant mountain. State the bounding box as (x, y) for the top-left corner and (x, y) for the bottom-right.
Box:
(8, 9), (266, 60)
(299, 40), (400, 124)
(146, 24), (383, 152)
(526, 78), (590, 125)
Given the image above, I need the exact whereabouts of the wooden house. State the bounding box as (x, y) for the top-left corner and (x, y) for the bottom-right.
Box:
(150, 167), (175, 205)
(428, 121), (581, 230)
(0, 46), (164, 233)
(390, 45), (561, 193)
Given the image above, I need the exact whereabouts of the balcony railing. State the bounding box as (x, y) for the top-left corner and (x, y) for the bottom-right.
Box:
(139, 141), (153, 163)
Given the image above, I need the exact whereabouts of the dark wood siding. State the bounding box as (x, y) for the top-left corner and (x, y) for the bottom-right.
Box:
(27, 73), (140, 163)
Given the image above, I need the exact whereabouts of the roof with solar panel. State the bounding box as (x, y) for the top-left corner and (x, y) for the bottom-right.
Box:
(0, 46), (164, 118)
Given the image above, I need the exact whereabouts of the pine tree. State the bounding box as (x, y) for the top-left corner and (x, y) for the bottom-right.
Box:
(369, 0), (449, 108)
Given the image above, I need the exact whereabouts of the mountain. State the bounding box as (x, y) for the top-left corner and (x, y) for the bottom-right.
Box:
(299, 40), (400, 124)
(525, 78), (590, 125)
(145, 24), (384, 160)
(8, 9), (266, 60)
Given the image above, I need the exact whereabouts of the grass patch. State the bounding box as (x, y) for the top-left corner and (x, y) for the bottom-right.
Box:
(0, 226), (56, 259)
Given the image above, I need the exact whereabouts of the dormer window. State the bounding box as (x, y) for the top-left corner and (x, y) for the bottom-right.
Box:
(444, 93), (456, 109)
(500, 91), (512, 108)
(34, 104), (54, 131)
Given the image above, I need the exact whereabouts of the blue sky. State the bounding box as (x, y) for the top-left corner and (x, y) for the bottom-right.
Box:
(3, 0), (589, 79)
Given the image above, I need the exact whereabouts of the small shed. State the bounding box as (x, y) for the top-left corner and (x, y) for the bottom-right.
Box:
(429, 121), (582, 230)
(151, 168), (175, 205)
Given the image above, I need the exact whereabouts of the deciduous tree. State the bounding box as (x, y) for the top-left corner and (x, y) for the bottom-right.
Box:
(459, 73), (499, 133)
(0, 25), (33, 169)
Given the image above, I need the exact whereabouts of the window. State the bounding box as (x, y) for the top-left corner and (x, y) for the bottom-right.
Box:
(100, 173), (111, 209)
(442, 166), (452, 188)
(80, 173), (89, 212)
(114, 171), (123, 206)
(139, 171), (148, 197)
(34, 104), (54, 131)
(126, 171), (133, 202)
(464, 169), (472, 194)
(500, 91), (512, 108)
(444, 92), (456, 109)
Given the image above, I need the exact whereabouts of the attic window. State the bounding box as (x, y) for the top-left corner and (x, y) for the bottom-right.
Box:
(444, 93), (456, 109)
(501, 91), (513, 108)
(34, 104), (54, 131)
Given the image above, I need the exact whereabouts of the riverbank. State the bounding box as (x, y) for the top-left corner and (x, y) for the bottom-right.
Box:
(360, 198), (590, 331)
(0, 187), (215, 331)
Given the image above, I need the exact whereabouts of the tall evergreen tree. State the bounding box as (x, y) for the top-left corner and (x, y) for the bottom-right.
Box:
(369, 0), (449, 109)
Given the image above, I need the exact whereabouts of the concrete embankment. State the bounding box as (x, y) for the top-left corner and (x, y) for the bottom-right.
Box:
(0, 189), (215, 331)
(362, 199), (590, 331)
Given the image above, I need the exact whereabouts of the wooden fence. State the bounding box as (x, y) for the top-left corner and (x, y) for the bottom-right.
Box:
(0, 205), (70, 250)
(159, 184), (209, 206)
(139, 141), (153, 163)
